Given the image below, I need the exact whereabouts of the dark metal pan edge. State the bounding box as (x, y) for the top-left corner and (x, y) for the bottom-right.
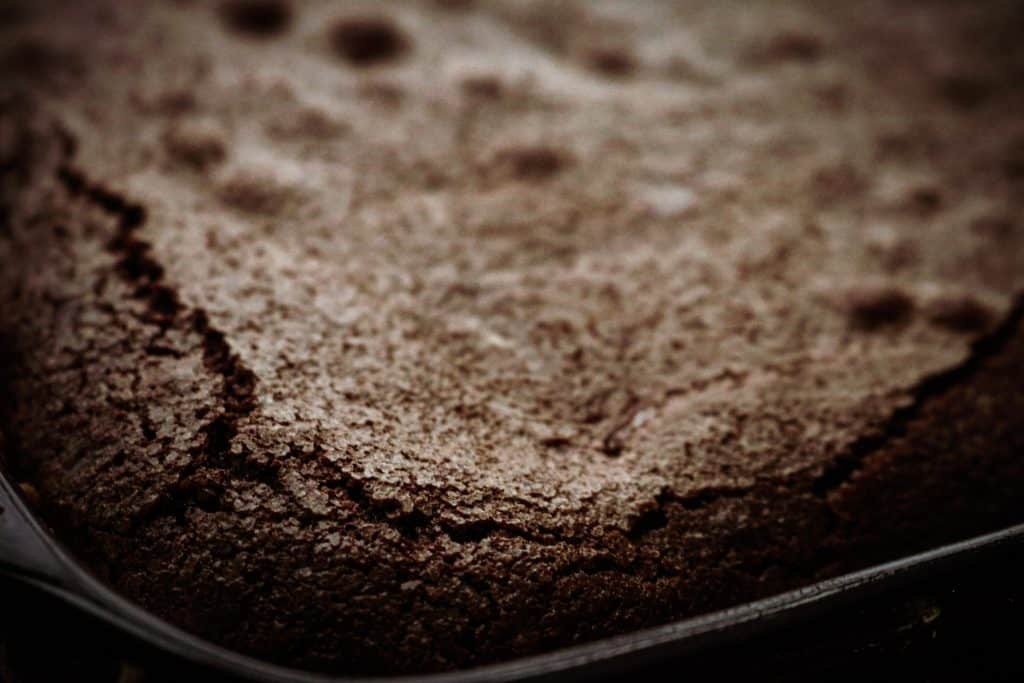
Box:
(3, 469), (1024, 682)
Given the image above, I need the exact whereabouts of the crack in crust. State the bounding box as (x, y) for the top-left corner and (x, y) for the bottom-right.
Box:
(625, 295), (1024, 540)
(812, 295), (1024, 499)
(26, 125), (1024, 559)
(53, 126), (258, 525)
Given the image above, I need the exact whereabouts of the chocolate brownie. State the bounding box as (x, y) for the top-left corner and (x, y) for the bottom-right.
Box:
(1, 0), (1022, 675)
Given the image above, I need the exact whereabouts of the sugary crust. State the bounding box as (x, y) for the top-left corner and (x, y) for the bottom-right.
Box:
(1, 0), (1022, 674)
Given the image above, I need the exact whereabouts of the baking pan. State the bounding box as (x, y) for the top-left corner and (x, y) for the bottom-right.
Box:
(2, 467), (1024, 682)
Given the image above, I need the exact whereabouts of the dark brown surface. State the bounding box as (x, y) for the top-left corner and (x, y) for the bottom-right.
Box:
(1, 0), (1023, 676)
(3, 531), (1024, 682)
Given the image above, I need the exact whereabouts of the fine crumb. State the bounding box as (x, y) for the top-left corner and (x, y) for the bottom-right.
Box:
(1, 0), (1022, 677)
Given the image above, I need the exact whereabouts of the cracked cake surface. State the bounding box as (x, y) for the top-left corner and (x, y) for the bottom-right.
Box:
(1, 0), (1023, 675)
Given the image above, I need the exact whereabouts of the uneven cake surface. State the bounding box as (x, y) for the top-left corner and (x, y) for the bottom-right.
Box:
(1, 0), (1023, 674)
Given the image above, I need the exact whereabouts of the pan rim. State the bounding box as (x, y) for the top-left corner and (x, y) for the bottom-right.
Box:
(3, 470), (1023, 682)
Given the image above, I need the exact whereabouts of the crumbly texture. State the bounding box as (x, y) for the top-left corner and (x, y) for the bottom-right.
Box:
(1, 0), (1023, 675)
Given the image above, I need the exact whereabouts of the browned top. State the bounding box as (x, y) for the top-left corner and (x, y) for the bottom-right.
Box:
(1, 0), (1023, 675)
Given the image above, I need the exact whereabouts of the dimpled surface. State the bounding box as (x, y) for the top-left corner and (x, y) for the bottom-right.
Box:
(1, 0), (1023, 675)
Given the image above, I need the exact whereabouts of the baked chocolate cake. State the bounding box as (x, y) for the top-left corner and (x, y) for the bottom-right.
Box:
(1, 0), (1022, 675)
